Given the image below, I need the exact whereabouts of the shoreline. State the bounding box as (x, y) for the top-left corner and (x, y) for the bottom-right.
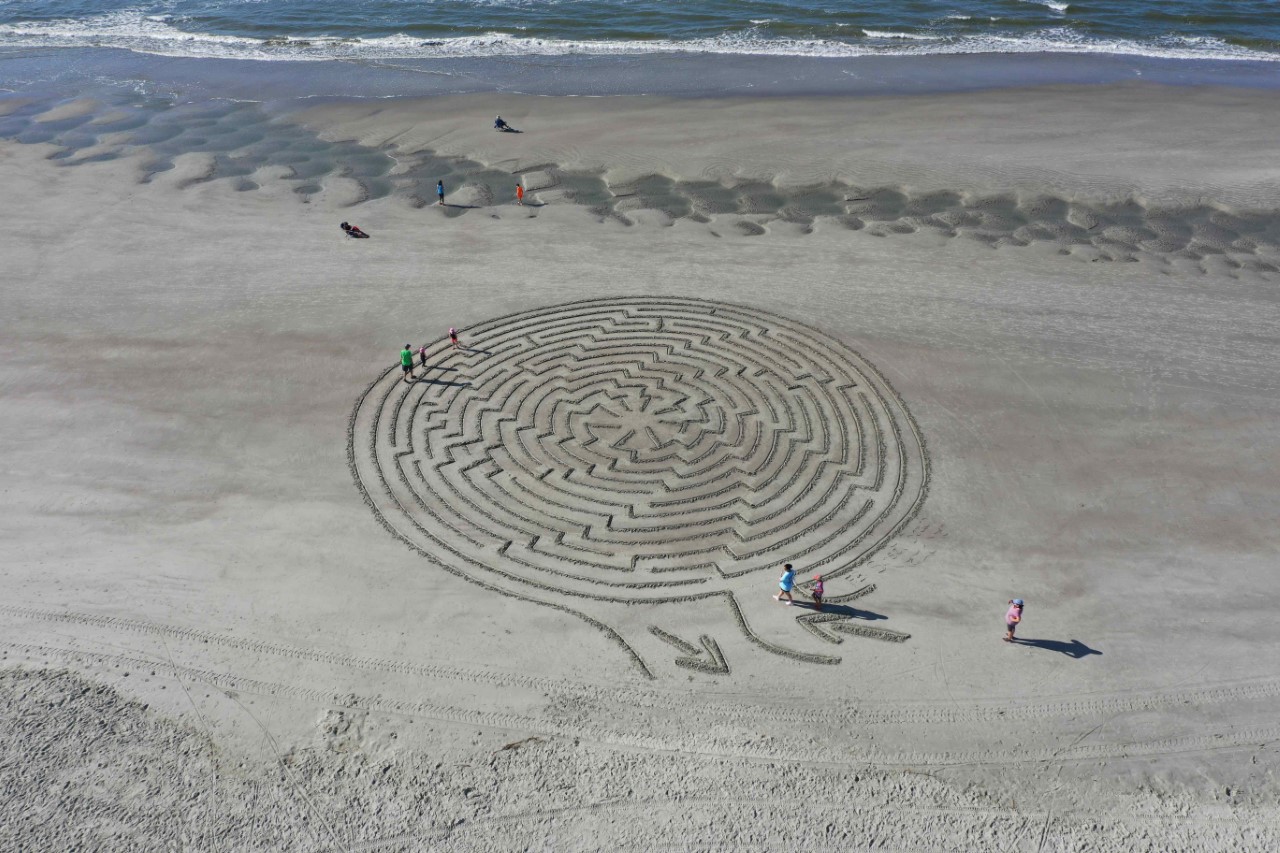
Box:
(3, 47), (1280, 105)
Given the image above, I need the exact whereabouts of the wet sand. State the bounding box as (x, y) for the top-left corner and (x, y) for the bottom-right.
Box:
(3, 83), (1280, 850)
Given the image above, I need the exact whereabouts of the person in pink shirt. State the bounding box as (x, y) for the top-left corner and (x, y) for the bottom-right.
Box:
(810, 575), (825, 611)
(1004, 598), (1024, 642)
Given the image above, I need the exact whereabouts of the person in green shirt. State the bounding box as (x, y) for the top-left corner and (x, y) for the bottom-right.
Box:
(400, 344), (415, 383)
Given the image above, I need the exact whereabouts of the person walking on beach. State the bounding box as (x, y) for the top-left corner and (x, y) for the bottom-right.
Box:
(516, 183), (524, 206)
(810, 575), (824, 611)
(449, 327), (462, 350)
(1004, 598), (1024, 642)
(418, 344), (429, 371)
(436, 180), (445, 206)
(774, 563), (797, 605)
(400, 344), (415, 383)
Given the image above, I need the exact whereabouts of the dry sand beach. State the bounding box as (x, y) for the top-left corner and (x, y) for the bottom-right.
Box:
(4, 82), (1280, 850)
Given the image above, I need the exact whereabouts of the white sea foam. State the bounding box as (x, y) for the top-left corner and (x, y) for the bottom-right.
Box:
(862, 30), (942, 42)
(0, 10), (1275, 64)
(1022, 0), (1070, 12)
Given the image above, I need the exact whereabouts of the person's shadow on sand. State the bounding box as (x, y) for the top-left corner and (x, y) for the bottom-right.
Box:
(794, 601), (888, 621)
(1012, 638), (1102, 659)
(416, 377), (472, 388)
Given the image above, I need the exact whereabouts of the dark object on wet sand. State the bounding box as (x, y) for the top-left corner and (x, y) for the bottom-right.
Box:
(494, 116), (520, 133)
(341, 221), (370, 238)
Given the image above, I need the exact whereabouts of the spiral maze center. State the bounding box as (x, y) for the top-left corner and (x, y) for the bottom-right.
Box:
(350, 297), (929, 674)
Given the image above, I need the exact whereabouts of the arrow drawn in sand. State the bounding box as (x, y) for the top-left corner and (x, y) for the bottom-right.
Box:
(813, 582), (878, 605)
(790, 583), (910, 644)
(648, 626), (730, 675)
(796, 612), (911, 644)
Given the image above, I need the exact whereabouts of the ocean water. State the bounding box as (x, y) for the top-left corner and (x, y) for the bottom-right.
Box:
(0, 0), (1278, 64)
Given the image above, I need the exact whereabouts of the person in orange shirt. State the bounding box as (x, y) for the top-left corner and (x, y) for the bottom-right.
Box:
(516, 184), (525, 205)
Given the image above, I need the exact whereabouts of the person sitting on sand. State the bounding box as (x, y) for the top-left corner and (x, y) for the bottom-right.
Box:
(494, 116), (511, 132)
(340, 221), (369, 238)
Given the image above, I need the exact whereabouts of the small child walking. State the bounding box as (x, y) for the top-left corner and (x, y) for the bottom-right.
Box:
(449, 327), (462, 350)
(436, 179), (445, 205)
(811, 575), (824, 611)
(516, 184), (525, 205)
(773, 563), (797, 605)
(418, 345), (429, 370)
(1004, 598), (1024, 642)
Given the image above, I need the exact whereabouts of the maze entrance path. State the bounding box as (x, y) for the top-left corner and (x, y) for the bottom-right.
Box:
(350, 297), (928, 672)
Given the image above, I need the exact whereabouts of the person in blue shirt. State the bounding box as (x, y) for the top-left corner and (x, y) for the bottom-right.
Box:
(773, 563), (797, 605)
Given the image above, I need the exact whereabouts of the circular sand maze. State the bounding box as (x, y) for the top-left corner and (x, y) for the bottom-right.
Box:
(351, 297), (928, 604)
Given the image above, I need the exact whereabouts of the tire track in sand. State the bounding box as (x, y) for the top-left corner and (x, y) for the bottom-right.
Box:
(6, 604), (1280, 730)
(6, 640), (1280, 770)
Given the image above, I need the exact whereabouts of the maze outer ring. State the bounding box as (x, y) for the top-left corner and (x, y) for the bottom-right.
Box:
(351, 297), (928, 604)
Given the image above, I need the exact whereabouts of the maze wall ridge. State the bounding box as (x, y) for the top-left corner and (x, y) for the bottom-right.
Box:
(350, 297), (931, 672)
